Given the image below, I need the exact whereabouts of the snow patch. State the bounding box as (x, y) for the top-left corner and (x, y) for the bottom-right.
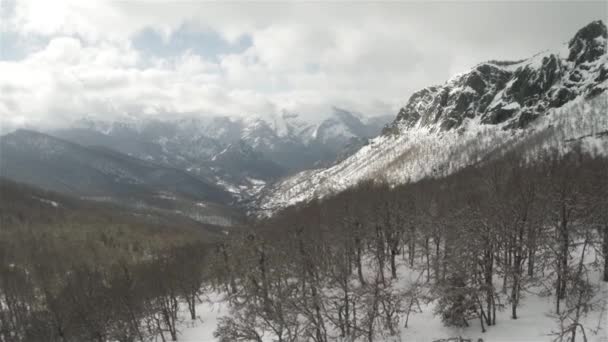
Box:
(32, 196), (59, 207)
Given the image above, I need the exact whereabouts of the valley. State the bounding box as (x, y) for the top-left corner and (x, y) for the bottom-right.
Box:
(1, 9), (607, 342)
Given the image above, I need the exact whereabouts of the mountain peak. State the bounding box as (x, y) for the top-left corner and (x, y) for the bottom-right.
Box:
(568, 20), (607, 64)
(389, 20), (607, 134)
(3, 129), (65, 146)
(9, 128), (43, 137)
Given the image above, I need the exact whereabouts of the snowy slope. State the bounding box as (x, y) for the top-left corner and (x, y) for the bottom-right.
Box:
(176, 247), (608, 342)
(258, 20), (608, 214)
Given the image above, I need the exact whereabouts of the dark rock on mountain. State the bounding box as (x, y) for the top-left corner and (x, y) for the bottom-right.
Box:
(210, 140), (286, 182)
(391, 20), (607, 132)
(568, 20), (607, 64)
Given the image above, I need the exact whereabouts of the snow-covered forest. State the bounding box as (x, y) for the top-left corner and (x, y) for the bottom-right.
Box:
(2, 141), (608, 341)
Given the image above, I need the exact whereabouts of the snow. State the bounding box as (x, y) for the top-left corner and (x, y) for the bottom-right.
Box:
(316, 120), (356, 143)
(246, 177), (266, 186)
(176, 250), (608, 342)
(211, 145), (231, 161)
(187, 212), (234, 227)
(216, 180), (241, 194)
(259, 93), (608, 214)
(176, 293), (229, 342)
(32, 196), (59, 207)
(501, 102), (521, 111)
(400, 287), (607, 342)
(155, 192), (177, 200)
(494, 50), (552, 72)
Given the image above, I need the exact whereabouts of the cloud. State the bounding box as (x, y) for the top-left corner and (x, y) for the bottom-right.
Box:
(0, 0), (606, 132)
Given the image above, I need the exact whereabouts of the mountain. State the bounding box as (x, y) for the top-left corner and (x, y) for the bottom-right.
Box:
(51, 109), (390, 198)
(0, 129), (243, 225)
(387, 21), (607, 133)
(257, 20), (608, 214)
(211, 140), (285, 180)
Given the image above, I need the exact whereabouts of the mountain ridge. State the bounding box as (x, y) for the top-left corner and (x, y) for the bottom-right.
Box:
(49, 109), (390, 197)
(386, 20), (606, 133)
(257, 20), (608, 214)
(0, 129), (246, 225)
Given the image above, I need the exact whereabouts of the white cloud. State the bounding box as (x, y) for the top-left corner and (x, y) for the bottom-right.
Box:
(0, 0), (605, 132)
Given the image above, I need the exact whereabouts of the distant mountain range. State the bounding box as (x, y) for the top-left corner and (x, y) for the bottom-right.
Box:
(0, 129), (243, 226)
(258, 20), (608, 213)
(0, 108), (390, 223)
(49, 109), (390, 197)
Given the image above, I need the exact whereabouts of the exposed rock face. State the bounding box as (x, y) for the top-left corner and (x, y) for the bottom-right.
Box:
(392, 20), (607, 131)
(258, 20), (608, 214)
(569, 20), (608, 64)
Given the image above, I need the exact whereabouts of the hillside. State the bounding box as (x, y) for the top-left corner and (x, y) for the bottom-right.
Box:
(0, 178), (235, 238)
(0, 130), (244, 226)
(258, 20), (608, 214)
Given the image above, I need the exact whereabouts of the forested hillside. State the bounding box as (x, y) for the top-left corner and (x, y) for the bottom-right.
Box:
(0, 179), (236, 341)
(210, 146), (608, 342)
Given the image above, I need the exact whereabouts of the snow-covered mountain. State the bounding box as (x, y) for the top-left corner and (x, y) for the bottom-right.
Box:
(50, 109), (390, 198)
(257, 20), (608, 214)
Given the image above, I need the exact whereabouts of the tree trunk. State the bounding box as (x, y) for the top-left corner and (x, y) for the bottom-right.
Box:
(376, 226), (386, 286)
(484, 245), (494, 326)
(409, 228), (416, 268)
(527, 225), (538, 277)
(512, 222), (525, 320)
(558, 203), (569, 300)
(258, 247), (271, 314)
(390, 249), (397, 279)
(527, 248), (535, 277)
(188, 294), (196, 320)
(434, 237), (441, 281)
(344, 277), (350, 337)
(603, 223), (608, 282)
(502, 247), (509, 294)
(220, 244), (237, 294)
(424, 237), (430, 283)
(355, 236), (365, 285)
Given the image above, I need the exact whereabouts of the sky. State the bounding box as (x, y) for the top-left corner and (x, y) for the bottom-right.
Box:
(0, 0), (606, 132)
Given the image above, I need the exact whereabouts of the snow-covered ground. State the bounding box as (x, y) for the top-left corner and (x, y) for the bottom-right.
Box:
(177, 293), (229, 342)
(400, 284), (608, 342)
(32, 196), (60, 207)
(176, 259), (608, 341)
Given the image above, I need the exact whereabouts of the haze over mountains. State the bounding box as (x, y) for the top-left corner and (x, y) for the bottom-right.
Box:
(0, 129), (244, 225)
(1, 20), (607, 222)
(1, 107), (390, 222)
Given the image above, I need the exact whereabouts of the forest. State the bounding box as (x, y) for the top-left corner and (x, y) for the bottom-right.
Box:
(1, 145), (607, 342)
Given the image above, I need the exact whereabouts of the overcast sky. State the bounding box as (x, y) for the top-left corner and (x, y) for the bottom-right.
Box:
(0, 1), (606, 131)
